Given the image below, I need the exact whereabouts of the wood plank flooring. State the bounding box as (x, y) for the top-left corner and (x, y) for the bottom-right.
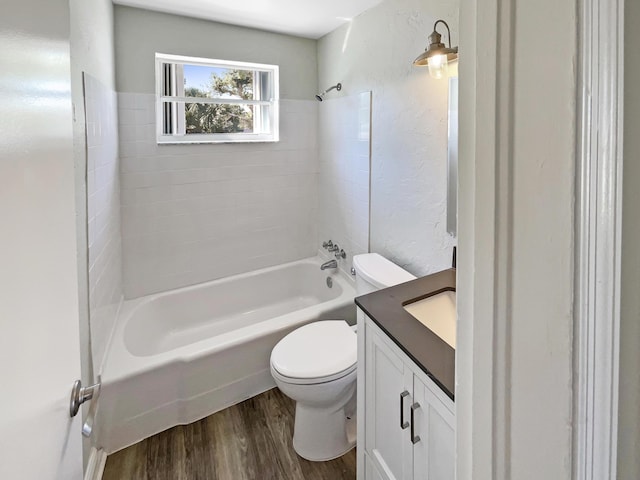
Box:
(103, 388), (356, 480)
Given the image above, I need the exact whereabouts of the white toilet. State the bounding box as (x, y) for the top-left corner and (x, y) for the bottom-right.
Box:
(270, 253), (416, 461)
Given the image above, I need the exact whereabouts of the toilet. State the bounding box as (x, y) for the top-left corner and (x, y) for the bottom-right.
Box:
(270, 253), (416, 461)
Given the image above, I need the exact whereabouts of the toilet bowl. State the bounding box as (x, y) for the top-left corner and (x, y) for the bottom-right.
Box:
(270, 320), (357, 461)
(270, 253), (416, 461)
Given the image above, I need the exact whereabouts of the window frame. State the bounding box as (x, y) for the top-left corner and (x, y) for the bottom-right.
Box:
(154, 53), (280, 144)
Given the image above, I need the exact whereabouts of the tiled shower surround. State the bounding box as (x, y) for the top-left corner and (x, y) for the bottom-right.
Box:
(84, 74), (124, 370)
(318, 93), (371, 277)
(118, 94), (320, 298)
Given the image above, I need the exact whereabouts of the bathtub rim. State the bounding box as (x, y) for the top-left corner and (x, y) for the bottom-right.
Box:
(101, 255), (356, 384)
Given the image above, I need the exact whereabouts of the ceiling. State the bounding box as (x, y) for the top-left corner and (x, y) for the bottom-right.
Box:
(113, 0), (385, 39)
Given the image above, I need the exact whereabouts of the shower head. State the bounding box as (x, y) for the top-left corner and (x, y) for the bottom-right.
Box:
(315, 83), (342, 101)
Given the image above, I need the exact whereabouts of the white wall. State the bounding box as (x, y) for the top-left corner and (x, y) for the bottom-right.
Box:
(318, 92), (371, 275)
(317, 0), (458, 276)
(114, 4), (320, 297)
(114, 5), (317, 98)
(509, 0), (575, 469)
(618, 0), (640, 476)
(457, 0), (576, 477)
(70, 0), (117, 93)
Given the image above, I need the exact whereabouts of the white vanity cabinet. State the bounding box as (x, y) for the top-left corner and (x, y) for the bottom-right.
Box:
(358, 311), (455, 480)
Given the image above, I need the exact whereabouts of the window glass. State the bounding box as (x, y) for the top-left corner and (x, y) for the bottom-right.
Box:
(155, 54), (279, 144)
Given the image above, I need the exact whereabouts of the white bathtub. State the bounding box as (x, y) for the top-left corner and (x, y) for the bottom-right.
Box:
(97, 256), (356, 454)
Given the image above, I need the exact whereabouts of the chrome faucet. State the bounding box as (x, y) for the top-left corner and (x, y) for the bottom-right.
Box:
(323, 239), (341, 253)
(320, 259), (338, 270)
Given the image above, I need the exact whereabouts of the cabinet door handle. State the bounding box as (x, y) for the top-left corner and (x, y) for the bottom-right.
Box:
(400, 391), (410, 429)
(411, 402), (421, 444)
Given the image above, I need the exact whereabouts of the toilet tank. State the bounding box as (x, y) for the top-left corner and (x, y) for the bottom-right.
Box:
(352, 253), (416, 296)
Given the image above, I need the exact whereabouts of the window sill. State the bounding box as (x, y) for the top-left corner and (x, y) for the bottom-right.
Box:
(157, 137), (279, 145)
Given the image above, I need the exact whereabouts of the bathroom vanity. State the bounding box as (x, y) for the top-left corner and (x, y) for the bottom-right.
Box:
(355, 269), (456, 480)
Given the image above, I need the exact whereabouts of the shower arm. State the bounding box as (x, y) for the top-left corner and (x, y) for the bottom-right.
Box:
(320, 83), (342, 95)
(323, 84), (341, 94)
(315, 83), (342, 101)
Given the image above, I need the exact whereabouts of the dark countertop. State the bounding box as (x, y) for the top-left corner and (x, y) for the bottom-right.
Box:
(355, 268), (456, 400)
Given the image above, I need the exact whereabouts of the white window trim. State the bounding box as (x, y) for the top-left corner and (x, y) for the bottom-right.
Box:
(154, 53), (280, 144)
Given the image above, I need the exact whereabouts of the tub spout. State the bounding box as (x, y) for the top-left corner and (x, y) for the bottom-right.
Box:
(320, 259), (338, 270)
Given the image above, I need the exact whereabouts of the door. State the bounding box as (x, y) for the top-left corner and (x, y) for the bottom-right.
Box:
(0, 1), (83, 478)
(365, 322), (413, 480)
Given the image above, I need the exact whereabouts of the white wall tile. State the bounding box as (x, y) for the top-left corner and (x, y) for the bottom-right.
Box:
(118, 95), (319, 298)
(84, 75), (123, 373)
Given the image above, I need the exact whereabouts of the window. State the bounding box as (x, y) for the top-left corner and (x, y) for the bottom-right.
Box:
(155, 53), (279, 144)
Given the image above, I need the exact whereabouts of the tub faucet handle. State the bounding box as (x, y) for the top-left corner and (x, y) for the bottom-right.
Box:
(322, 240), (334, 250)
(335, 249), (346, 259)
(328, 243), (339, 253)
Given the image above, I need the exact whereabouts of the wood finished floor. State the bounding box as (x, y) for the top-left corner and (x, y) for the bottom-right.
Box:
(102, 388), (356, 480)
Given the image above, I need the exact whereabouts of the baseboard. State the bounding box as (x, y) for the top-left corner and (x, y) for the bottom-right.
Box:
(84, 447), (107, 480)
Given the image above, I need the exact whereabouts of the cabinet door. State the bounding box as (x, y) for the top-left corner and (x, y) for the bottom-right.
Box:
(365, 323), (414, 480)
(365, 453), (387, 480)
(411, 376), (455, 480)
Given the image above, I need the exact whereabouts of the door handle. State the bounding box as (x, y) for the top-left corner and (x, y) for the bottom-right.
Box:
(411, 402), (421, 444)
(69, 376), (101, 437)
(400, 391), (410, 429)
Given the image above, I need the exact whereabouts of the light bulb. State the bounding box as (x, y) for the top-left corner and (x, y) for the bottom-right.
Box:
(428, 54), (449, 79)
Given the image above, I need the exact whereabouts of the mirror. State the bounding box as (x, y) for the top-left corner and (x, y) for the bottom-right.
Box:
(447, 77), (459, 237)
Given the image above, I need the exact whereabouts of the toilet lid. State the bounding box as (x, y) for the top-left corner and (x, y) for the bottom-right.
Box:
(271, 321), (357, 380)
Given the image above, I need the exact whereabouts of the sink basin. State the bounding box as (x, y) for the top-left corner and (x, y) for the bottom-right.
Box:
(403, 290), (456, 348)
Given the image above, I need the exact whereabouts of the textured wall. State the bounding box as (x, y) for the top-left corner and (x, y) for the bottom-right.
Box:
(84, 75), (124, 374)
(457, 0), (576, 476)
(318, 92), (371, 276)
(507, 0), (575, 474)
(114, 5), (317, 99)
(317, 0), (458, 276)
(118, 95), (318, 298)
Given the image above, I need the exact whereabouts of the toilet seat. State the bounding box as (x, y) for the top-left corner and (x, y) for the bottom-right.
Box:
(270, 320), (357, 384)
(271, 362), (356, 385)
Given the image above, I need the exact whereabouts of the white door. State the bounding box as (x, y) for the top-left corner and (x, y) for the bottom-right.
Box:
(0, 1), (83, 478)
(365, 322), (413, 480)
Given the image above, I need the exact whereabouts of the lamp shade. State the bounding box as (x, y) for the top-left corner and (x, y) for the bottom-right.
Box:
(413, 20), (458, 78)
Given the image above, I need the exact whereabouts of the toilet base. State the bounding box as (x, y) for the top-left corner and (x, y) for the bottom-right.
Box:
(292, 403), (357, 462)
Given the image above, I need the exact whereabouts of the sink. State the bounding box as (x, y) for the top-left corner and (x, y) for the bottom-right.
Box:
(403, 291), (456, 348)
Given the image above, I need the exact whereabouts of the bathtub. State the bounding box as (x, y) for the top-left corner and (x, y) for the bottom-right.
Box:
(97, 256), (356, 454)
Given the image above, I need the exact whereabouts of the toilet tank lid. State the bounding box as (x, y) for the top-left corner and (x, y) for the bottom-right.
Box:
(353, 253), (416, 289)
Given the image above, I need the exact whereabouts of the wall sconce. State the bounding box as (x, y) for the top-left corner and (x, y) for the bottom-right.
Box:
(413, 20), (458, 79)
